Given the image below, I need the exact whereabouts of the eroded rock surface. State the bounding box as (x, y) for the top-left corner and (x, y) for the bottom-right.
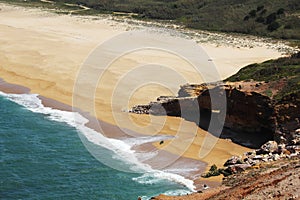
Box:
(130, 81), (299, 148)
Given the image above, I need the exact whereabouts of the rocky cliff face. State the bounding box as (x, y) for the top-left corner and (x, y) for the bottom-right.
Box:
(130, 82), (300, 148)
(274, 91), (300, 144)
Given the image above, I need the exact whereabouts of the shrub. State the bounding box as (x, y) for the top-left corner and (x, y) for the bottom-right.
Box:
(266, 12), (277, 24)
(255, 16), (265, 23)
(202, 164), (221, 178)
(284, 24), (292, 29)
(277, 8), (285, 15)
(244, 15), (250, 21)
(210, 164), (218, 172)
(257, 5), (264, 11)
(249, 9), (257, 17)
(267, 21), (280, 31)
(260, 9), (267, 15)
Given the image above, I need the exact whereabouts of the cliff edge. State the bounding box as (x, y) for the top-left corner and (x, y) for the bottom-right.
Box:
(131, 52), (300, 148)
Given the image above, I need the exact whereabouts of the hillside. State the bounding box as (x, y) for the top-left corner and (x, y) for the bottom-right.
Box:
(226, 52), (300, 100)
(6, 0), (300, 40)
(153, 156), (300, 200)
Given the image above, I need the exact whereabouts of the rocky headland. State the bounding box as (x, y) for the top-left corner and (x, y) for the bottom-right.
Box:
(131, 52), (300, 149)
(132, 52), (300, 199)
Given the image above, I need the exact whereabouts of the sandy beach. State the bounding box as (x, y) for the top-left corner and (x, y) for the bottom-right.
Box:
(0, 3), (293, 188)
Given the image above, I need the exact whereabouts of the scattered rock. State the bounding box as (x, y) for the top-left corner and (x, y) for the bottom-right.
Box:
(291, 130), (300, 145)
(226, 164), (251, 174)
(274, 154), (280, 161)
(224, 156), (244, 166)
(256, 141), (278, 154)
(130, 104), (151, 114)
(243, 157), (258, 166)
(244, 151), (256, 158)
(277, 143), (286, 154)
(286, 145), (300, 154)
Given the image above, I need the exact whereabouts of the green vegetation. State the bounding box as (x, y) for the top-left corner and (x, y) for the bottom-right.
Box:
(2, 0), (300, 40)
(226, 52), (300, 100)
(264, 89), (273, 98)
(202, 164), (232, 178)
(202, 164), (221, 178)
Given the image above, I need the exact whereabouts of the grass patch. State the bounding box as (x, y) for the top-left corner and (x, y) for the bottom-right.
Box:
(226, 52), (300, 100)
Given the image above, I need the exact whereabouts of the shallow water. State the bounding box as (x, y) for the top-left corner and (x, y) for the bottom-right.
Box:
(0, 93), (192, 199)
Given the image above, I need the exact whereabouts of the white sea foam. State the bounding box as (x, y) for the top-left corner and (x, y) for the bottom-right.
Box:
(123, 135), (174, 147)
(133, 171), (195, 191)
(141, 189), (192, 200)
(0, 91), (196, 192)
(163, 189), (193, 196)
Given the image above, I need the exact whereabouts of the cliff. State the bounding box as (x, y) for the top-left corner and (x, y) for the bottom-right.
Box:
(130, 52), (300, 148)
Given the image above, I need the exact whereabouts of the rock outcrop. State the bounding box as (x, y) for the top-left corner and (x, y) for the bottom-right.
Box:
(131, 53), (300, 148)
(130, 81), (300, 148)
(201, 140), (300, 178)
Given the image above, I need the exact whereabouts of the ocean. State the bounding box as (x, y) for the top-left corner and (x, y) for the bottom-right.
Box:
(0, 92), (193, 200)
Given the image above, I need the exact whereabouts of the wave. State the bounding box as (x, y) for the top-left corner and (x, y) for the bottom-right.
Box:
(140, 188), (192, 200)
(0, 92), (196, 193)
(123, 135), (174, 147)
(133, 172), (195, 190)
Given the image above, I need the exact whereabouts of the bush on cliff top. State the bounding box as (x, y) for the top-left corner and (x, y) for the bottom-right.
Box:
(226, 52), (300, 100)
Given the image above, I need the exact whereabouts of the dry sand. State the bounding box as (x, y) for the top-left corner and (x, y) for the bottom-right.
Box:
(0, 3), (291, 186)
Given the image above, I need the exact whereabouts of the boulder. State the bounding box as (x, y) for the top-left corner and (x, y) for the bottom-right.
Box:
(243, 157), (258, 166)
(224, 156), (244, 166)
(286, 145), (300, 153)
(256, 141), (278, 154)
(277, 143), (286, 154)
(226, 164), (251, 174)
(269, 153), (281, 161)
(253, 155), (263, 160)
(289, 129), (300, 144)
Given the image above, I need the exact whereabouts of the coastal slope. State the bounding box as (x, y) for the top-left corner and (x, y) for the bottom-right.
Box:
(152, 156), (300, 200)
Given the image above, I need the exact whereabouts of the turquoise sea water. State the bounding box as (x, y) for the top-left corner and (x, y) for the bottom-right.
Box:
(0, 93), (192, 200)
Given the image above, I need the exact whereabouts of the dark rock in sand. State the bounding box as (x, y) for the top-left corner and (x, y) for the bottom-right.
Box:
(224, 156), (244, 166)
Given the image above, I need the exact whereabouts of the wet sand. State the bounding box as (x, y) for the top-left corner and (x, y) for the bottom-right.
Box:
(0, 78), (212, 190)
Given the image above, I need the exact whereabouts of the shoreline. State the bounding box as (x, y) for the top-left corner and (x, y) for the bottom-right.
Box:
(0, 2), (294, 192)
(0, 78), (217, 190)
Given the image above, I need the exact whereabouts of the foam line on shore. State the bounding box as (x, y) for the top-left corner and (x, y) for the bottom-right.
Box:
(0, 91), (196, 192)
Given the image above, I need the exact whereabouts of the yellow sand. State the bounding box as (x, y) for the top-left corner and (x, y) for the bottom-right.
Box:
(0, 3), (284, 170)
